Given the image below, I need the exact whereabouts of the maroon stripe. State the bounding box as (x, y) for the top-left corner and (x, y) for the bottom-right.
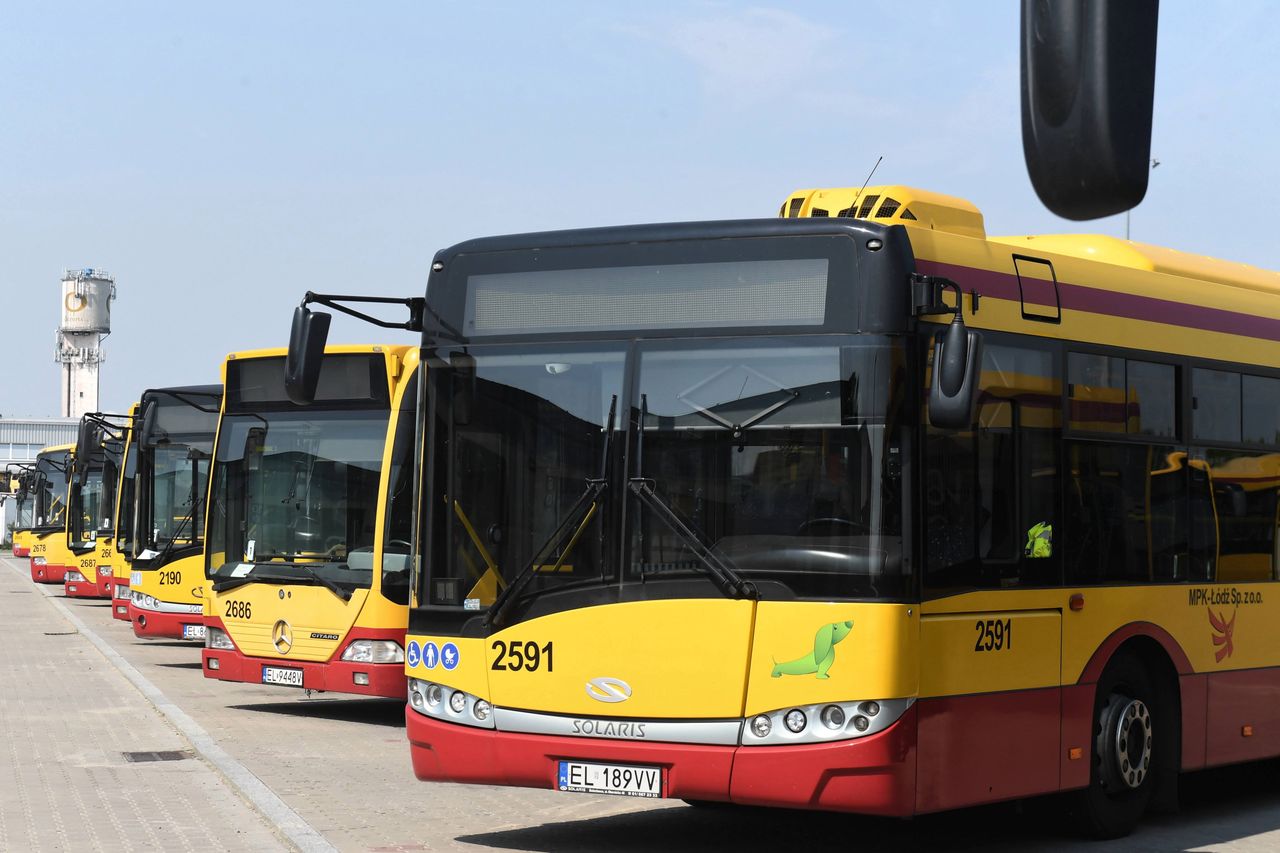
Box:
(917, 259), (1280, 343)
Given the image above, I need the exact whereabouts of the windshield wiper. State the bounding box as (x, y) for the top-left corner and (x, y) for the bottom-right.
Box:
(215, 561), (353, 601)
(629, 393), (756, 600)
(486, 395), (617, 630)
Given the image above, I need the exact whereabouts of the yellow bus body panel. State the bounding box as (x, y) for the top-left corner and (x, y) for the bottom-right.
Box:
(217, 584), (369, 662)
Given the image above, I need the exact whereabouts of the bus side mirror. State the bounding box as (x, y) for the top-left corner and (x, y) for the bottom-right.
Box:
(928, 318), (983, 430)
(285, 305), (331, 406)
(74, 421), (96, 486)
(1020, 0), (1159, 220)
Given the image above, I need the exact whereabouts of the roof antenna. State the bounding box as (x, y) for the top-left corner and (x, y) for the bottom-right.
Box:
(847, 155), (884, 217)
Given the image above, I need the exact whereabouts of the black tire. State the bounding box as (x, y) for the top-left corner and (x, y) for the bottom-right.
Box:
(1070, 653), (1160, 839)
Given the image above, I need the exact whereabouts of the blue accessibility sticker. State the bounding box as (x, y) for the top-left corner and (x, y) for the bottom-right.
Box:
(406, 640), (421, 668)
(441, 642), (460, 671)
(422, 642), (440, 670)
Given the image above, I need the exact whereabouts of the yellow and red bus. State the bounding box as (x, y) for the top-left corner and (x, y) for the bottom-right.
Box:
(112, 403), (141, 620)
(280, 185), (1280, 839)
(202, 345), (416, 697)
(8, 465), (36, 557)
(28, 445), (73, 584)
(127, 386), (221, 640)
(64, 414), (131, 599)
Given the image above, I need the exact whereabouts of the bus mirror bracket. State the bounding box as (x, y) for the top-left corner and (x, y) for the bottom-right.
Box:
(914, 275), (983, 430)
(286, 291), (427, 406)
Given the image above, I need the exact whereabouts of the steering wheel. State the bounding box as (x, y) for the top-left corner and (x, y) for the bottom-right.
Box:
(796, 518), (868, 536)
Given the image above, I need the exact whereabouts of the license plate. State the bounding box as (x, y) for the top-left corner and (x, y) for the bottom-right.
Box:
(557, 761), (663, 798)
(262, 666), (304, 687)
(182, 624), (206, 640)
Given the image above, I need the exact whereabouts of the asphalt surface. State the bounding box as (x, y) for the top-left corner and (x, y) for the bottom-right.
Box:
(6, 552), (1280, 852)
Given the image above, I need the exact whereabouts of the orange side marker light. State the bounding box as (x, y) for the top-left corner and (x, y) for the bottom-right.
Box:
(1068, 593), (1085, 611)
(1243, 725), (1254, 737)
(1068, 747), (1083, 760)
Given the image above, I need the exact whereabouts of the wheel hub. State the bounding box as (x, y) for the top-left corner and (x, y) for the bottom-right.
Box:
(1112, 698), (1152, 789)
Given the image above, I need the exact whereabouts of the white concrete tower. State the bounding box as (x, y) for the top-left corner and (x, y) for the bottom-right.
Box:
(55, 268), (116, 418)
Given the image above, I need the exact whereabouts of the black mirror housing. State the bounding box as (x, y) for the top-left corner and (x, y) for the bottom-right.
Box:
(139, 400), (159, 449)
(1021, 0), (1159, 220)
(929, 324), (983, 430)
(285, 306), (332, 406)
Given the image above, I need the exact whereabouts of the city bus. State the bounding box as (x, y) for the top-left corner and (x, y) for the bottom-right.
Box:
(28, 445), (73, 584)
(202, 345), (416, 697)
(65, 414), (130, 599)
(8, 465), (36, 557)
(127, 386), (221, 640)
(281, 184), (1280, 839)
(112, 403), (141, 620)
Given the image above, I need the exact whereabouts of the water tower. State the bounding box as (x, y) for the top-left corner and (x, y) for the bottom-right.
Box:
(55, 268), (116, 418)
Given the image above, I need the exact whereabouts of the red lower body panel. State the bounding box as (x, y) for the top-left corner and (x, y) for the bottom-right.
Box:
(112, 579), (132, 621)
(130, 603), (204, 640)
(1206, 668), (1280, 766)
(406, 705), (917, 816)
(13, 546), (30, 557)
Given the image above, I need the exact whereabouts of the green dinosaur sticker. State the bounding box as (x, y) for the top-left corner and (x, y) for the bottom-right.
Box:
(771, 620), (854, 679)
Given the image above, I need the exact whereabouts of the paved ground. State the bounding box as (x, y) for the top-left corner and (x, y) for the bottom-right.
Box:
(7, 552), (1280, 852)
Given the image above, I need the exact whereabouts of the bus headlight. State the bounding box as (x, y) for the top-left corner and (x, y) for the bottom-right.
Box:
(407, 679), (494, 729)
(340, 639), (405, 664)
(66, 570), (86, 582)
(741, 698), (913, 746)
(32, 556), (47, 566)
(205, 628), (236, 650)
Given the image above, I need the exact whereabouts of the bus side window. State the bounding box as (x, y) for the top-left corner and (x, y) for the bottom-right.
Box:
(924, 340), (1061, 593)
(1202, 448), (1280, 583)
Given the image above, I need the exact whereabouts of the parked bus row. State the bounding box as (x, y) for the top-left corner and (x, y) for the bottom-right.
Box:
(9, 184), (1280, 839)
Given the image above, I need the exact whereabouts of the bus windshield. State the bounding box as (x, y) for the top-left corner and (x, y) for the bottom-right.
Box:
(425, 334), (910, 616)
(69, 467), (106, 549)
(206, 408), (390, 591)
(35, 453), (70, 529)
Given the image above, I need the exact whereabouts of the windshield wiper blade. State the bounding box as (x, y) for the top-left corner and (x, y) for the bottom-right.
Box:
(486, 395), (617, 630)
(630, 392), (755, 600)
(211, 575), (256, 593)
(294, 563), (353, 602)
(627, 479), (756, 600)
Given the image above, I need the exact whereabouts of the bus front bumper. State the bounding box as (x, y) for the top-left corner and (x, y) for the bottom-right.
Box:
(405, 704), (917, 816)
(65, 569), (111, 599)
(202, 647), (406, 698)
(13, 545), (30, 557)
(112, 579), (131, 620)
(31, 560), (67, 584)
(130, 601), (205, 640)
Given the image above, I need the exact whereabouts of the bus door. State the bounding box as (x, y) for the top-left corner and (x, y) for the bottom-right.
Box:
(917, 344), (1064, 812)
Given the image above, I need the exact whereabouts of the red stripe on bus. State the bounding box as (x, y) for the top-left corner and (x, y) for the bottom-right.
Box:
(917, 260), (1280, 343)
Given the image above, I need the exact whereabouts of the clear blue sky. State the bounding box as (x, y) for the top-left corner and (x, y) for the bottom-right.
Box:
(2, 1), (1277, 417)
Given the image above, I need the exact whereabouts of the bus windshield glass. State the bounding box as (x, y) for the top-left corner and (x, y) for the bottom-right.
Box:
(70, 467), (106, 549)
(35, 453), (70, 529)
(206, 409), (390, 590)
(425, 335), (909, 614)
(134, 390), (220, 560)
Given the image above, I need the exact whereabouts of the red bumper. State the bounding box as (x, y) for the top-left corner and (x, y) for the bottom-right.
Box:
(112, 580), (131, 621)
(31, 561), (67, 584)
(203, 648), (405, 698)
(13, 546), (30, 557)
(65, 571), (111, 599)
(130, 603), (205, 640)
(406, 704), (917, 815)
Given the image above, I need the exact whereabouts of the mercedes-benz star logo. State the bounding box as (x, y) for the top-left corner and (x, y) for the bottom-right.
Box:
(272, 619), (293, 654)
(585, 677), (632, 703)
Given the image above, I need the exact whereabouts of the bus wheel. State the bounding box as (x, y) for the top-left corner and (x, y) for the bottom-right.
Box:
(1072, 654), (1157, 838)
